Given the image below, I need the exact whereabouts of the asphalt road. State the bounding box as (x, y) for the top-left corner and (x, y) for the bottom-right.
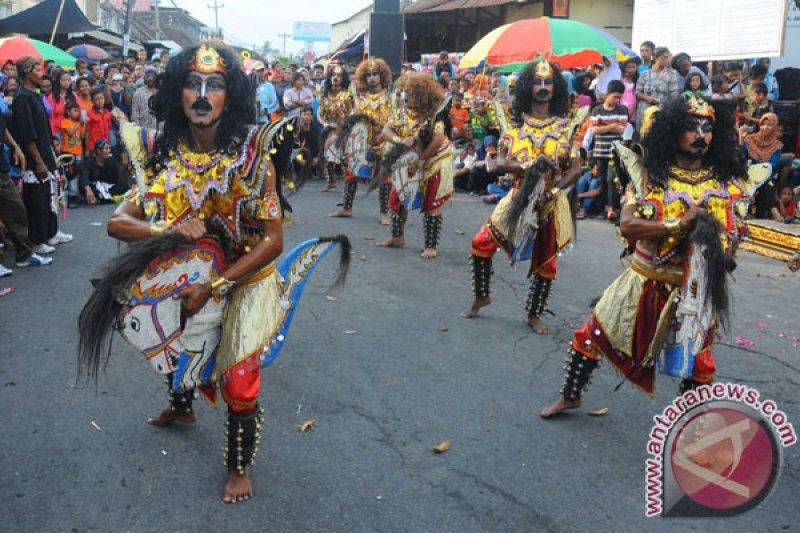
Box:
(1, 183), (798, 533)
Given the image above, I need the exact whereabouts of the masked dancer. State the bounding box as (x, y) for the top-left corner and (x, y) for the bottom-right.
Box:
(330, 57), (393, 224)
(462, 59), (587, 333)
(318, 64), (353, 192)
(377, 73), (453, 258)
(541, 93), (769, 418)
(78, 44), (351, 504)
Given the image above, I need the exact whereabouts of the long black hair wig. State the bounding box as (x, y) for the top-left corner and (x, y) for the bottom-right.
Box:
(641, 95), (745, 188)
(148, 43), (255, 165)
(511, 61), (570, 126)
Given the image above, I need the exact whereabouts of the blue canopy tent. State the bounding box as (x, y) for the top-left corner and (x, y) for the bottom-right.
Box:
(0, 0), (96, 40)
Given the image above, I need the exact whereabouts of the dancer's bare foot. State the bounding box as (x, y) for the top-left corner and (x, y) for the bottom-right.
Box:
(540, 397), (581, 418)
(421, 247), (437, 258)
(147, 407), (197, 427)
(223, 470), (253, 504)
(320, 182), (336, 192)
(528, 316), (549, 334)
(329, 208), (352, 218)
(379, 213), (390, 225)
(376, 236), (404, 248)
(461, 295), (491, 318)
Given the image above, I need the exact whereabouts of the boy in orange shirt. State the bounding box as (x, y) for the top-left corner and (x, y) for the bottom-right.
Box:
(449, 93), (470, 138)
(60, 102), (84, 208)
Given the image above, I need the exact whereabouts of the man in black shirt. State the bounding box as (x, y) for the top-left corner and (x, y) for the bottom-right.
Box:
(11, 56), (72, 253)
(80, 139), (128, 204)
(0, 110), (52, 270)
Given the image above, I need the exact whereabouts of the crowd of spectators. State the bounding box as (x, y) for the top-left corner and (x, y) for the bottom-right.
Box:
(2, 42), (798, 277)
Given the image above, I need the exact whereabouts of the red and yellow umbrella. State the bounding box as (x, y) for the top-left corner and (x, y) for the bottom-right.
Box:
(460, 17), (636, 71)
(0, 36), (76, 69)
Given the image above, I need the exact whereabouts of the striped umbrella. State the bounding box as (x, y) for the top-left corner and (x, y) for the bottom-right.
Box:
(67, 44), (111, 61)
(0, 36), (76, 69)
(460, 17), (638, 71)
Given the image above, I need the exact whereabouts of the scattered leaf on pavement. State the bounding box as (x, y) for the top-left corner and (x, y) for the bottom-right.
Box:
(433, 439), (452, 453)
(298, 419), (317, 433)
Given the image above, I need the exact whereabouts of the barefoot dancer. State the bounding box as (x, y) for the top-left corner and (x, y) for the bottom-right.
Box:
(377, 73), (453, 258)
(92, 45), (297, 503)
(541, 94), (770, 417)
(318, 65), (353, 193)
(462, 59), (586, 333)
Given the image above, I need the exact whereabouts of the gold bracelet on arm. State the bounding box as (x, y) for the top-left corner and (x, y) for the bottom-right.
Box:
(150, 223), (166, 236)
(663, 219), (682, 235)
(210, 277), (236, 298)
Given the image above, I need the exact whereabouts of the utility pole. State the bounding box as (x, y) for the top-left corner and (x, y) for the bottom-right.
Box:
(122, 0), (134, 57)
(278, 32), (290, 57)
(154, 0), (161, 39)
(207, 0), (224, 38)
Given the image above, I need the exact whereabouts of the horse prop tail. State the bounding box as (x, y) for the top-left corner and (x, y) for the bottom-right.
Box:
(261, 234), (352, 368)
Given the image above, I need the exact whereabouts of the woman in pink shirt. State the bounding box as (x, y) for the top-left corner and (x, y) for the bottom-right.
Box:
(620, 60), (638, 124)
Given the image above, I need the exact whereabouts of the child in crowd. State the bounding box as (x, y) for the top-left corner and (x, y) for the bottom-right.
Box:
(449, 93), (470, 138)
(576, 159), (603, 219)
(684, 72), (707, 93)
(770, 182), (798, 224)
(60, 102), (84, 208)
(85, 88), (112, 158)
(453, 143), (476, 190)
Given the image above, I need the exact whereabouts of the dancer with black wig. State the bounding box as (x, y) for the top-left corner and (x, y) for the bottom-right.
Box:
(77, 43), (338, 504)
(541, 93), (770, 418)
(318, 64), (353, 193)
(461, 58), (587, 334)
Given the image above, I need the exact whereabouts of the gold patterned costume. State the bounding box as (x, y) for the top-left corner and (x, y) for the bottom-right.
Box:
(573, 154), (769, 395)
(122, 120), (289, 403)
(473, 110), (586, 264)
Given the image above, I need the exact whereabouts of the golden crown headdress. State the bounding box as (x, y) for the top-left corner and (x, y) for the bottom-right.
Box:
(534, 58), (554, 78)
(684, 92), (716, 121)
(191, 45), (227, 75)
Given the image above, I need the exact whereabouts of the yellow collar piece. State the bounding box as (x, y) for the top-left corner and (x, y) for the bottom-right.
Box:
(191, 45), (226, 75)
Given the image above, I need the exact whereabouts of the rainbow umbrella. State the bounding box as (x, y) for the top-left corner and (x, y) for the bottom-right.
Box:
(0, 36), (76, 69)
(460, 17), (637, 72)
(67, 44), (111, 61)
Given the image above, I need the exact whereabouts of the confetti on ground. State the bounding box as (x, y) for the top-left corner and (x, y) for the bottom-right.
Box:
(433, 439), (452, 453)
(376, 495), (384, 500)
(0, 288), (13, 297)
(325, 295), (337, 302)
(757, 322), (769, 329)
(298, 419), (317, 433)
(735, 336), (756, 348)
(454, 228), (465, 235)
(345, 330), (357, 335)
(161, 450), (168, 455)
(588, 407), (609, 417)
(90, 421), (102, 431)
(437, 325), (449, 332)
(363, 236), (375, 241)
(90, 222), (103, 226)
(360, 255), (368, 261)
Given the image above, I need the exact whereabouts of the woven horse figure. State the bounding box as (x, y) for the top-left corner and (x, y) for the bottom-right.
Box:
(78, 233), (351, 396)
